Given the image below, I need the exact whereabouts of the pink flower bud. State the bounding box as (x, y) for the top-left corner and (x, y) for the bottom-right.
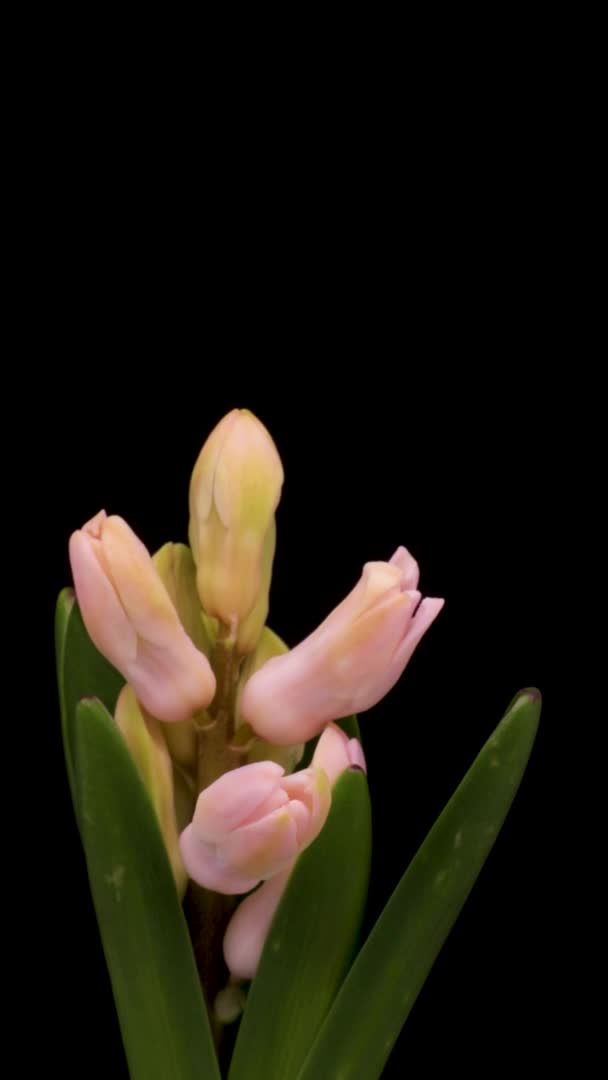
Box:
(68, 510), (216, 723)
(179, 760), (330, 895)
(223, 724), (365, 979)
(240, 546), (444, 745)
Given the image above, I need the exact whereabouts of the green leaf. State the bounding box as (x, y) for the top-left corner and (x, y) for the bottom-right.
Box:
(74, 697), (220, 1080)
(336, 714), (361, 742)
(55, 588), (124, 812)
(296, 689), (541, 1080)
(55, 587), (76, 799)
(229, 767), (372, 1080)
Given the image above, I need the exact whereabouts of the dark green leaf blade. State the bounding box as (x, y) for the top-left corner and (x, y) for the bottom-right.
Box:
(297, 689), (541, 1080)
(55, 587), (76, 798)
(229, 767), (372, 1080)
(74, 697), (220, 1080)
(55, 588), (125, 812)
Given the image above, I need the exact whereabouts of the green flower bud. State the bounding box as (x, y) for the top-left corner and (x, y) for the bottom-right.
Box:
(153, 541), (213, 657)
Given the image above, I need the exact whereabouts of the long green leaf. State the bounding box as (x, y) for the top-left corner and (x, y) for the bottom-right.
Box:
(296, 689), (541, 1080)
(55, 587), (124, 812)
(74, 697), (220, 1080)
(229, 767), (372, 1080)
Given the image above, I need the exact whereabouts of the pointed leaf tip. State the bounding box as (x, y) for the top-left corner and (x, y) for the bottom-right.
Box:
(296, 689), (540, 1080)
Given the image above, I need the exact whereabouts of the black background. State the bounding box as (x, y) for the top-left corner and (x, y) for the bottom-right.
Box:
(27, 70), (564, 1077)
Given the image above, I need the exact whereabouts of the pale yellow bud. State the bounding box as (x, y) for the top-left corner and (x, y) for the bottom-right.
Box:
(114, 684), (188, 896)
(234, 519), (276, 654)
(188, 409), (284, 652)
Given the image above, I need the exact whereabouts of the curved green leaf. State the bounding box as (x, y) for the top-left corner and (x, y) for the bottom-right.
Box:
(55, 588), (124, 812)
(296, 689), (541, 1080)
(229, 767), (372, 1080)
(74, 697), (220, 1080)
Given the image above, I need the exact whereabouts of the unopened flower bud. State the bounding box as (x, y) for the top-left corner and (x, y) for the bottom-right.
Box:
(188, 409), (283, 652)
(69, 511), (216, 724)
(240, 546), (444, 745)
(179, 760), (330, 895)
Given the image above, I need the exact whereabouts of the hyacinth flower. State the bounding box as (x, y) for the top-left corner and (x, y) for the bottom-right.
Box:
(240, 549), (444, 745)
(55, 406), (541, 1080)
(180, 760), (331, 894)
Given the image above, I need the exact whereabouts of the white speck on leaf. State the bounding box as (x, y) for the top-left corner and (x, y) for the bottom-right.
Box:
(105, 865), (126, 901)
(454, 830), (463, 849)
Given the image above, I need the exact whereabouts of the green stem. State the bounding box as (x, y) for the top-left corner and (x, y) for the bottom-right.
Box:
(210, 633), (239, 738)
(183, 882), (236, 1050)
(186, 622), (244, 1046)
(196, 630), (241, 793)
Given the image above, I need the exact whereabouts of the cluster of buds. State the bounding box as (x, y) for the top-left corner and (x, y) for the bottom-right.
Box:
(68, 408), (444, 986)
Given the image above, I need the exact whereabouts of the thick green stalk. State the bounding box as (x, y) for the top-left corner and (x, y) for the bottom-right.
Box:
(187, 630), (244, 1046)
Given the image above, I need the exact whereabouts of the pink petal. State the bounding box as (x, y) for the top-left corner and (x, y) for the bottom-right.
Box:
(191, 761), (285, 844)
(179, 825), (260, 894)
(240, 786), (290, 825)
(282, 766), (330, 830)
(392, 596), (445, 670)
(121, 634), (215, 724)
(68, 529), (137, 663)
(283, 798), (309, 844)
(223, 807), (300, 878)
(223, 869), (293, 979)
(347, 738), (367, 773)
(240, 558), (443, 746)
(102, 515), (178, 639)
(311, 724), (351, 785)
(389, 546), (420, 590)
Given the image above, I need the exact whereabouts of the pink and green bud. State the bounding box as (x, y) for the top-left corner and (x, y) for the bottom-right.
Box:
(114, 684), (188, 896)
(179, 760), (330, 895)
(188, 409), (283, 652)
(68, 511), (216, 723)
(223, 724), (366, 980)
(240, 546), (444, 745)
